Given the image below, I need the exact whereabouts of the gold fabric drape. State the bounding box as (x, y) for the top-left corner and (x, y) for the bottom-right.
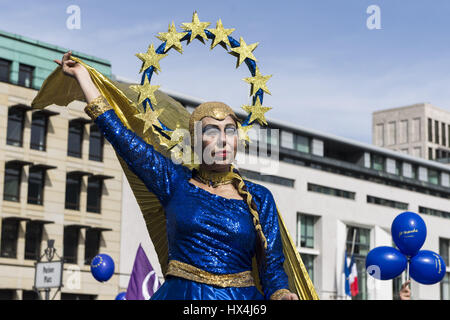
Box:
(31, 56), (319, 300)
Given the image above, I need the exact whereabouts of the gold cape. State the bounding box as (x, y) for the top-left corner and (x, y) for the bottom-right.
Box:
(31, 56), (319, 300)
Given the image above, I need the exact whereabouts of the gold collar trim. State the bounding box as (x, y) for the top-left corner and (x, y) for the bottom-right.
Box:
(165, 260), (256, 288)
(194, 167), (236, 187)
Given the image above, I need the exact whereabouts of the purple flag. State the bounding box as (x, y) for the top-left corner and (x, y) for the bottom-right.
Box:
(125, 243), (161, 300)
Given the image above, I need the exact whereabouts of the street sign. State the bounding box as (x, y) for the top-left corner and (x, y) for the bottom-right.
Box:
(34, 261), (63, 289)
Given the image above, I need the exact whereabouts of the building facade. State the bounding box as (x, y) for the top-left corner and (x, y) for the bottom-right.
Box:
(0, 30), (123, 300)
(373, 103), (450, 164)
(118, 91), (450, 300)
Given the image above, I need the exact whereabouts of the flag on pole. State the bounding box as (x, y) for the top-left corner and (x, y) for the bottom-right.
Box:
(344, 251), (359, 298)
(125, 243), (161, 300)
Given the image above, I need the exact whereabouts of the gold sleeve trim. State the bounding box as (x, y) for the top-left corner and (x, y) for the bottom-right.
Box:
(270, 288), (291, 300)
(165, 260), (256, 288)
(84, 95), (113, 120)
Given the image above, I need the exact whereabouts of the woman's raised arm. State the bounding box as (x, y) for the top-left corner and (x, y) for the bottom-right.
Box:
(54, 51), (186, 205)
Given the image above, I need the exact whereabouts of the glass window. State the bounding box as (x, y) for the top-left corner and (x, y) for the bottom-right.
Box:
(307, 183), (356, 200)
(295, 135), (310, 153)
(442, 273), (450, 300)
(65, 173), (82, 210)
(0, 289), (15, 300)
(67, 120), (84, 158)
(61, 293), (97, 300)
(346, 226), (371, 300)
(3, 163), (21, 202)
(0, 219), (19, 258)
(440, 238), (449, 266)
(63, 226), (79, 264)
(30, 112), (48, 151)
(84, 229), (100, 265)
(301, 253), (315, 284)
(435, 120), (440, 145)
(18, 64), (34, 88)
(280, 131), (294, 149)
(0, 58), (11, 82)
(428, 169), (439, 185)
(428, 118), (433, 143)
(367, 195), (408, 210)
(6, 107), (25, 147)
(24, 222), (43, 260)
(27, 167), (45, 205)
(429, 147), (433, 160)
(371, 154), (384, 171)
(267, 128), (279, 146)
(297, 213), (315, 248)
(87, 177), (102, 213)
(22, 290), (39, 300)
(89, 124), (104, 161)
(442, 123), (446, 147)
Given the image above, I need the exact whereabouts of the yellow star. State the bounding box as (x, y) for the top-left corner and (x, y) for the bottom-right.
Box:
(229, 37), (258, 67)
(207, 19), (235, 49)
(135, 43), (168, 74)
(156, 21), (185, 53)
(134, 107), (164, 135)
(129, 77), (160, 106)
(237, 122), (253, 144)
(241, 99), (272, 126)
(181, 11), (211, 44)
(160, 127), (186, 149)
(243, 66), (272, 96)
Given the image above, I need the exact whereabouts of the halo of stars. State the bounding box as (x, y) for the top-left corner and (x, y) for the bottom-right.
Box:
(132, 11), (273, 152)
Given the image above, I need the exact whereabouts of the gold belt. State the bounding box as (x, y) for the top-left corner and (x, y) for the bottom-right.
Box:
(165, 260), (256, 288)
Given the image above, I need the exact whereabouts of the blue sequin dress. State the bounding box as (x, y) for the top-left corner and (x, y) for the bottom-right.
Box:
(95, 109), (290, 300)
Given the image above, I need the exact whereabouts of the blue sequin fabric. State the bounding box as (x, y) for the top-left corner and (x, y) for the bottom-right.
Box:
(95, 109), (289, 300)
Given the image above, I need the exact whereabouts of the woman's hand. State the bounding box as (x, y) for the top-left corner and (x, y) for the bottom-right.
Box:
(281, 292), (299, 300)
(54, 50), (101, 103)
(54, 51), (87, 79)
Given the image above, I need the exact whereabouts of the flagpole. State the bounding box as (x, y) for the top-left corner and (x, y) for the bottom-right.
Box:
(350, 229), (357, 258)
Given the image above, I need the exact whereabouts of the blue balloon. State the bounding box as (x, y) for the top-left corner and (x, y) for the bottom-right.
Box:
(365, 246), (408, 280)
(115, 292), (127, 300)
(391, 211), (427, 257)
(90, 253), (115, 282)
(409, 250), (446, 285)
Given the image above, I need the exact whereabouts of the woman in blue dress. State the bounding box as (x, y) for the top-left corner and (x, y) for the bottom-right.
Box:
(54, 51), (299, 300)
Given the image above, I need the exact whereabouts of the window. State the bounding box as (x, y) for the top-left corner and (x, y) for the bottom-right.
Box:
(428, 169), (439, 185)
(27, 167), (45, 205)
(63, 226), (79, 264)
(440, 239), (450, 300)
(3, 163), (22, 202)
(65, 173), (82, 210)
(18, 63), (34, 88)
(371, 154), (384, 171)
(280, 131), (294, 149)
(22, 290), (39, 300)
(67, 120), (84, 158)
(346, 226), (370, 300)
(435, 120), (440, 145)
(367, 195), (408, 210)
(428, 118), (433, 143)
(307, 183), (355, 200)
(0, 290), (15, 300)
(419, 206), (450, 220)
(295, 134), (310, 153)
(6, 107), (25, 147)
(240, 169), (294, 188)
(87, 177), (102, 213)
(301, 254), (315, 284)
(30, 112), (48, 151)
(442, 123), (446, 147)
(0, 58), (11, 82)
(429, 147), (433, 160)
(24, 222), (43, 260)
(0, 219), (19, 258)
(61, 293), (96, 300)
(297, 213), (316, 248)
(267, 128), (279, 146)
(89, 124), (104, 161)
(84, 229), (101, 265)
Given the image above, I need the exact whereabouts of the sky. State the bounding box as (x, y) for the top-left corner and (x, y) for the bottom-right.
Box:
(2, 0), (450, 144)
